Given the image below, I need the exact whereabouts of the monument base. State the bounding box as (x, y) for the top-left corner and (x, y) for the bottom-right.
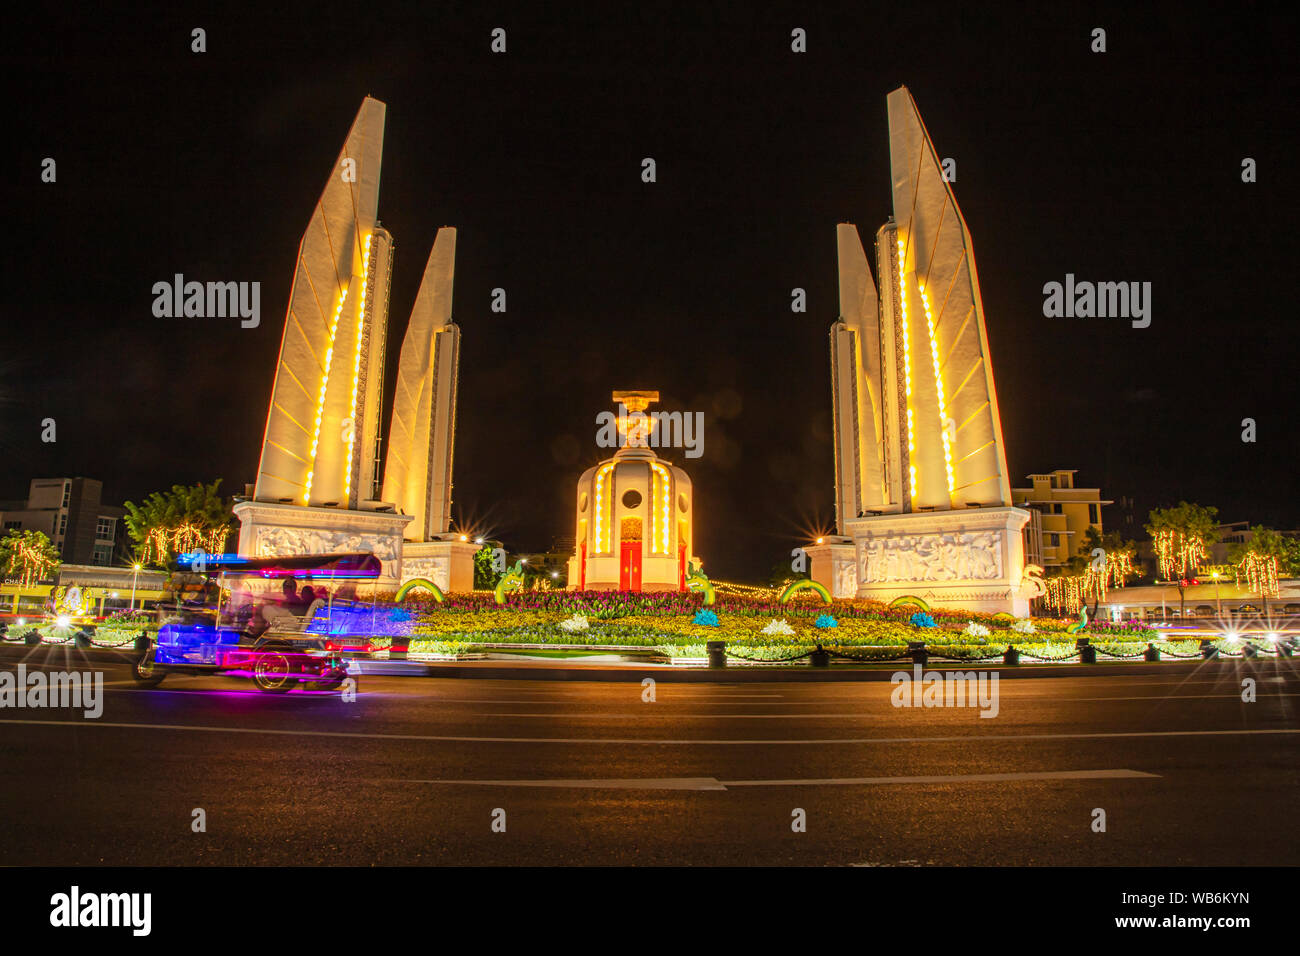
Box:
(841, 507), (1033, 616)
(805, 539), (859, 599)
(400, 538), (478, 594)
(233, 501), (413, 587)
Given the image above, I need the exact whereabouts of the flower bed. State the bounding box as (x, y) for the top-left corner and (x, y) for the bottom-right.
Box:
(395, 595), (1186, 664)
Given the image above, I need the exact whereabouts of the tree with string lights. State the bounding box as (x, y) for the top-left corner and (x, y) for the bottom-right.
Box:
(1145, 502), (1219, 620)
(1229, 526), (1298, 615)
(0, 529), (61, 587)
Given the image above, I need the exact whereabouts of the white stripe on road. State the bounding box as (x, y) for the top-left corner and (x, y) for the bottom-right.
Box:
(722, 768), (1159, 786)
(403, 769), (1157, 790)
(408, 777), (730, 790)
(0, 718), (1296, 746)
(479, 696), (1300, 717)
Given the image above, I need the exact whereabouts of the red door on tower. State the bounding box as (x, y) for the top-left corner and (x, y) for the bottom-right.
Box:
(620, 540), (642, 591)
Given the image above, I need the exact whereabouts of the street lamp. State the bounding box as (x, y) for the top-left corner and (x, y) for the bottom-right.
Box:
(130, 563), (141, 611)
(1211, 570), (1222, 616)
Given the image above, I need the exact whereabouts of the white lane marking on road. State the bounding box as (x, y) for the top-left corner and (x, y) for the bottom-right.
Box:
(481, 693), (1300, 715)
(1048, 693), (1300, 702)
(405, 777), (730, 790)
(480, 712), (894, 718)
(721, 769), (1159, 785)
(1, 719), (1297, 746)
(398, 769), (1156, 790)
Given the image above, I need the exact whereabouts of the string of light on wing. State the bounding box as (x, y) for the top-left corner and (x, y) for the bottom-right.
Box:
(919, 283), (955, 495)
(342, 234), (374, 498)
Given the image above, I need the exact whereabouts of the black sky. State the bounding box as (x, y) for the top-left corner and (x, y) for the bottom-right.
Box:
(4, 2), (1296, 581)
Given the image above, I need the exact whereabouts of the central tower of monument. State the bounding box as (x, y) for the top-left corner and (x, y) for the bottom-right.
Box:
(566, 392), (699, 592)
(809, 87), (1033, 615)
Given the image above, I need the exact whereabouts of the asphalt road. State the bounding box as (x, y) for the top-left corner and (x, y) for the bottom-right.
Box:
(1, 647), (1296, 866)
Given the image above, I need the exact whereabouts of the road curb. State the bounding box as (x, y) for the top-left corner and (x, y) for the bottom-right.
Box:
(351, 658), (1279, 682)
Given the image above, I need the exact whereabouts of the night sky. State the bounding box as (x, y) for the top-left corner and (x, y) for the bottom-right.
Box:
(4, 3), (1296, 581)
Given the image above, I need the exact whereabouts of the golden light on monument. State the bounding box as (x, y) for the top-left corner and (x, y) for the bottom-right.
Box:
(568, 391), (699, 592)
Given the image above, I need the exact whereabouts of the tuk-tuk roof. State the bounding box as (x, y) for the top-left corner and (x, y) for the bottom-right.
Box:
(175, 552), (383, 578)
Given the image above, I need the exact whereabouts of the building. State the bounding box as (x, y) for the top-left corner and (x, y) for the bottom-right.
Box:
(1210, 522), (1253, 565)
(1092, 578), (1300, 622)
(0, 478), (125, 567)
(807, 86), (1033, 614)
(1011, 470), (1112, 571)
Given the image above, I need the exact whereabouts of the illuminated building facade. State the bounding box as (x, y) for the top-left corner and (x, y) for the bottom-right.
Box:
(1011, 470), (1112, 571)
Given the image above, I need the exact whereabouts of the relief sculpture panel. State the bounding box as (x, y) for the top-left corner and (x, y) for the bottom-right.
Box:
(859, 531), (1003, 584)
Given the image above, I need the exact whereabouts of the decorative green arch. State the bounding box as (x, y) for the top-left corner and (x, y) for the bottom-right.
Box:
(1066, 605), (1090, 635)
(396, 578), (445, 603)
(779, 579), (831, 605)
(494, 561), (525, 605)
(990, 611), (1017, 626)
(685, 562), (715, 606)
(889, 594), (930, 612)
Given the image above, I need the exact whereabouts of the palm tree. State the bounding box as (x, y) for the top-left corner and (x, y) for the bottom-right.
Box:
(123, 480), (235, 568)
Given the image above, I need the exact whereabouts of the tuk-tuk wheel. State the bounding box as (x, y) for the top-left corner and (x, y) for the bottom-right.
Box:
(251, 643), (299, 693)
(131, 649), (167, 688)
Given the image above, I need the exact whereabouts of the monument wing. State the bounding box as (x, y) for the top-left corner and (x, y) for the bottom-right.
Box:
(255, 97), (386, 504)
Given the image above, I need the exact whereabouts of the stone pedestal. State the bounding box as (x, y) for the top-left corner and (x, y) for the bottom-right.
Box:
(233, 501), (413, 587)
(806, 540), (859, 599)
(842, 507), (1033, 616)
(399, 538), (478, 594)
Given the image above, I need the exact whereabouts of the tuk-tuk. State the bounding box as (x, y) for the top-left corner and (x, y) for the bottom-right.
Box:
(132, 552), (383, 693)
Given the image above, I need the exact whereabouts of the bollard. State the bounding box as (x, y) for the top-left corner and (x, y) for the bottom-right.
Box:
(1003, 646), (1020, 665)
(908, 641), (928, 667)
(1144, 642), (1160, 662)
(1242, 642), (1258, 659)
(134, 630), (151, 653)
(25, 629), (41, 646)
(1199, 639), (1218, 660)
(1076, 637), (1096, 664)
(1278, 642), (1294, 658)
(706, 640), (727, 668)
(809, 644), (830, 667)
(74, 630), (93, 650)
(390, 637), (410, 661)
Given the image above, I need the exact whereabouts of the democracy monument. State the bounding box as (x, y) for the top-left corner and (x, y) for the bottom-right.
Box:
(235, 88), (1034, 613)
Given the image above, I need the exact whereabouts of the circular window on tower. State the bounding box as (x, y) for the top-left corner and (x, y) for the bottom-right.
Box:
(579, 492), (588, 513)
(678, 493), (688, 512)
(622, 489), (643, 509)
